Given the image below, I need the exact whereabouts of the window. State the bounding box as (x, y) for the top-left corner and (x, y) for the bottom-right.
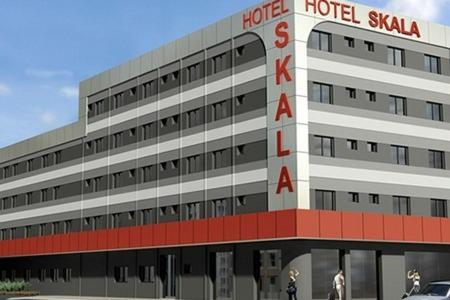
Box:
(344, 36), (355, 48)
(426, 102), (443, 121)
(212, 53), (227, 74)
(50, 268), (59, 282)
(393, 196), (410, 215)
(347, 139), (358, 150)
(10, 228), (16, 240)
(236, 46), (245, 57)
(27, 159), (33, 172)
(312, 249), (340, 299)
(0, 229), (6, 240)
(51, 222), (59, 235)
(212, 149), (228, 169)
(367, 142), (378, 153)
(10, 269), (16, 282)
(112, 132), (123, 149)
(389, 96), (407, 115)
(236, 145), (245, 156)
(364, 41), (374, 52)
(114, 266), (128, 283)
(112, 173), (120, 189)
(346, 87), (356, 99)
(11, 195), (17, 208)
(53, 186), (60, 200)
(142, 80), (156, 98)
(369, 194), (380, 205)
(388, 47), (405, 67)
(25, 269), (32, 282)
(186, 63), (201, 83)
(40, 188), (48, 202)
(94, 138), (103, 153)
(391, 145), (409, 165)
(39, 224), (46, 236)
(42, 154), (50, 168)
(26, 192), (32, 205)
(25, 226), (31, 238)
(64, 220), (72, 234)
(312, 83), (332, 104)
(431, 199), (447, 217)
(237, 196), (246, 207)
(141, 166), (154, 183)
(113, 92), (124, 109)
(55, 151), (62, 164)
(315, 190), (335, 210)
(139, 265), (155, 283)
(212, 199), (227, 217)
(12, 164), (18, 176)
(140, 209), (153, 225)
(351, 250), (378, 299)
(63, 268), (72, 283)
(111, 214), (120, 228)
(349, 192), (359, 203)
(366, 91), (376, 102)
(429, 150), (445, 169)
(212, 100), (229, 121)
(141, 122), (156, 140)
(39, 269), (46, 282)
(424, 54), (440, 74)
(236, 94), (245, 106)
(213, 252), (234, 299)
(311, 30), (331, 52)
(1, 197), (6, 210)
(313, 136), (334, 157)
(186, 203), (201, 220)
(161, 254), (177, 298)
(186, 108), (202, 128)
(92, 176), (101, 192)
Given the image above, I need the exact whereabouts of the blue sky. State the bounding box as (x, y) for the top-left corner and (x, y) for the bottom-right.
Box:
(0, 0), (448, 148)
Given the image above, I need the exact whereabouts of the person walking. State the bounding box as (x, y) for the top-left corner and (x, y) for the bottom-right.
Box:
(287, 269), (300, 300)
(407, 269), (421, 294)
(333, 270), (345, 300)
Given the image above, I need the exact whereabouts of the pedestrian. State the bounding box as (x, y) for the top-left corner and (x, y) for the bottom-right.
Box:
(286, 269), (300, 300)
(333, 270), (345, 300)
(407, 269), (421, 294)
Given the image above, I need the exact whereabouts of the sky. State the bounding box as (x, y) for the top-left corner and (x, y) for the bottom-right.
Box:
(0, 0), (449, 148)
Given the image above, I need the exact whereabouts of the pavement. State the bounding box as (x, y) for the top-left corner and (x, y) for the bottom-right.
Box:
(0, 297), (159, 300)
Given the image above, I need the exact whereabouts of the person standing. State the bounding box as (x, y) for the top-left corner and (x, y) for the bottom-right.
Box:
(287, 269), (300, 300)
(333, 270), (345, 300)
(407, 269), (421, 294)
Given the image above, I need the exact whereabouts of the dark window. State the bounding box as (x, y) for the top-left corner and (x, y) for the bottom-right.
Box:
(236, 46), (245, 57)
(391, 145), (409, 165)
(312, 249), (340, 299)
(25, 269), (31, 282)
(12, 164), (18, 176)
(186, 108), (202, 128)
(364, 41), (374, 52)
(349, 192), (359, 203)
(11, 195), (17, 208)
(39, 269), (46, 282)
(186, 202), (201, 220)
(367, 142), (378, 153)
(112, 173), (120, 189)
(313, 136), (334, 157)
(312, 83), (332, 104)
(186, 155), (201, 174)
(111, 214), (120, 228)
(55, 151), (62, 164)
(53, 186), (60, 200)
(237, 196), (246, 207)
(42, 154), (50, 168)
(40, 188), (48, 202)
(351, 250), (378, 299)
(315, 190), (335, 210)
(142, 80), (157, 99)
(27, 159), (33, 172)
(429, 150), (445, 169)
(139, 265), (155, 283)
(114, 266), (128, 283)
(344, 36), (355, 48)
(311, 30), (331, 52)
(236, 145), (245, 156)
(26, 192), (32, 205)
(389, 96), (407, 115)
(186, 63), (201, 83)
(140, 209), (153, 225)
(94, 138), (104, 153)
(25, 226), (31, 238)
(112, 132), (123, 149)
(346, 88), (356, 99)
(431, 199), (447, 217)
(426, 102), (443, 121)
(50, 268), (59, 282)
(369, 194), (380, 205)
(393, 196), (410, 215)
(366, 91), (376, 102)
(236, 94), (245, 107)
(424, 54), (441, 74)
(113, 92), (125, 109)
(388, 47), (405, 67)
(347, 139), (358, 150)
(211, 199), (227, 217)
(63, 268), (72, 282)
(39, 224), (46, 236)
(141, 122), (156, 140)
(64, 220), (72, 234)
(141, 166), (154, 183)
(212, 149), (229, 169)
(212, 100), (230, 121)
(51, 222), (59, 235)
(212, 53), (227, 74)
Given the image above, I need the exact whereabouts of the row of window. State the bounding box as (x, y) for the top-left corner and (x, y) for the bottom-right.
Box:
(0, 140), (265, 212)
(312, 82), (445, 121)
(0, 87), (265, 183)
(313, 135), (446, 169)
(310, 30), (443, 74)
(88, 37), (265, 118)
(0, 193), (264, 241)
(0, 268), (72, 283)
(315, 190), (448, 217)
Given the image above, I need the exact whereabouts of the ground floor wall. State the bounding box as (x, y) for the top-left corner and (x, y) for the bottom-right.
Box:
(1, 240), (450, 299)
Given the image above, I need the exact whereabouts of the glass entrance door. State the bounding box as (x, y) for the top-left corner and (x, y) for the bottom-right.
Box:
(161, 254), (176, 298)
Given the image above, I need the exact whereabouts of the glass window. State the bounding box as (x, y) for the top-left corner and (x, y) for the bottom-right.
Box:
(393, 196), (410, 215)
(367, 142), (378, 153)
(388, 47), (405, 67)
(366, 91), (376, 102)
(389, 96), (407, 115)
(431, 199), (447, 218)
(212, 199), (227, 217)
(424, 54), (441, 74)
(161, 254), (177, 298)
(213, 252), (233, 299)
(312, 249), (340, 299)
(139, 265), (155, 283)
(391, 145), (409, 165)
(365, 41), (375, 52)
(349, 192), (359, 203)
(114, 266), (128, 283)
(316, 190), (335, 210)
(351, 250), (378, 299)
(429, 150), (445, 169)
(312, 83), (332, 104)
(311, 30), (331, 52)
(313, 136), (334, 157)
(344, 37), (355, 48)
(259, 250), (282, 300)
(426, 102), (443, 121)
(369, 194), (380, 205)
(186, 202), (201, 220)
(347, 139), (358, 150)
(346, 88), (356, 99)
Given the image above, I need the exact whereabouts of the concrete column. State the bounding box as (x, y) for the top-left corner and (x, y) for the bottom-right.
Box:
(380, 251), (406, 300)
(343, 251), (352, 300)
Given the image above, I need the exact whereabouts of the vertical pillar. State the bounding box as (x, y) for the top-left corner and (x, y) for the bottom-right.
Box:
(379, 251), (406, 300)
(343, 250), (352, 300)
(234, 244), (258, 300)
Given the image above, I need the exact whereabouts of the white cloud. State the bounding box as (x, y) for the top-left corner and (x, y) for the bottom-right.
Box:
(0, 83), (11, 96)
(384, 0), (447, 22)
(25, 68), (73, 79)
(60, 86), (79, 99)
(39, 111), (56, 125)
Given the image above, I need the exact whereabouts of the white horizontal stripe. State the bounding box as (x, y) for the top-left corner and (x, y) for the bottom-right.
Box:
(0, 117), (266, 193)
(87, 65), (266, 133)
(310, 164), (450, 190)
(0, 168), (267, 224)
(308, 57), (450, 94)
(309, 110), (450, 142)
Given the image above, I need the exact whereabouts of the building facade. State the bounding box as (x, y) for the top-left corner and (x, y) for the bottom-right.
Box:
(0, 0), (450, 299)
